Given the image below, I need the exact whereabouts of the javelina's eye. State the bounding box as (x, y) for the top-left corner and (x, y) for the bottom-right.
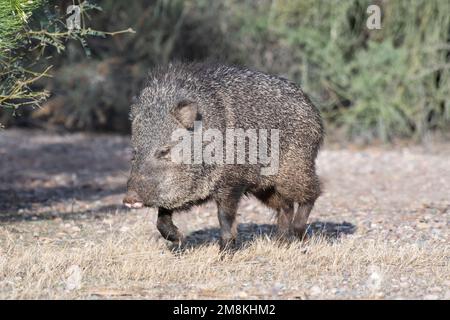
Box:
(154, 146), (171, 159)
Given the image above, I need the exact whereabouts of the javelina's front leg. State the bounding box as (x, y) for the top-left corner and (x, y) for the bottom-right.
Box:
(156, 207), (183, 244)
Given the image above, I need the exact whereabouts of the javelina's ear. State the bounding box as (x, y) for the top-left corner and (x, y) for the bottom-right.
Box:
(170, 99), (199, 130)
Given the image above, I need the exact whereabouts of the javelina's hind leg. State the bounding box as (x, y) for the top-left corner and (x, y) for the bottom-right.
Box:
(252, 188), (293, 239)
(292, 202), (314, 238)
(276, 202), (294, 238)
(276, 201), (313, 240)
(156, 207), (184, 244)
(276, 168), (321, 240)
(215, 190), (241, 251)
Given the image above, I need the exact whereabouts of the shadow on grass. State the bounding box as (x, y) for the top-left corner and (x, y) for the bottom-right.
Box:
(171, 221), (356, 253)
(0, 202), (129, 223)
(0, 134), (130, 218)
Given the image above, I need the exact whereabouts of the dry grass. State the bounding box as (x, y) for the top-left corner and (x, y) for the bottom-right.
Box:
(0, 216), (448, 299)
(1, 130), (449, 299)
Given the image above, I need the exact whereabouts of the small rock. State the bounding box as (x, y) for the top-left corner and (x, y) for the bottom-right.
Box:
(120, 226), (130, 233)
(310, 285), (322, 296)
(444, 291), (450, 300)
(367, 266), (383, 290)
(400, 282), (409, 288)
(417, 222), (429, 229)
(65, 265), (82, 291)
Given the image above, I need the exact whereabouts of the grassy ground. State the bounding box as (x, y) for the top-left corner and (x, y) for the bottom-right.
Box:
(0, 129), (449, 299)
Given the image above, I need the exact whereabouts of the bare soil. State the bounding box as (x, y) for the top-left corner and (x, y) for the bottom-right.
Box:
(0, 129), (448, 299)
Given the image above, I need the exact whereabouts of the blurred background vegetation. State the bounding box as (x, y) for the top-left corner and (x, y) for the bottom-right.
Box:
(1, 0), (449, 142)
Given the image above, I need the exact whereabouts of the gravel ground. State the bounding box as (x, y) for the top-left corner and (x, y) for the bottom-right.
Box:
(0, 129), (448, 299)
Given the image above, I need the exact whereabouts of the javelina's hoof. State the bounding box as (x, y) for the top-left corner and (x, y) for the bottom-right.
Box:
(219, 237), (236, 252)
(164, 231), (185, 244)
(294, 228), (310, 241)
(275, 228), (309, 243)
(156, 221), (184, 244)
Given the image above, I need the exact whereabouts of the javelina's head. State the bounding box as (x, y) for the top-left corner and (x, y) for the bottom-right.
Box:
(123, 82), (203, 210)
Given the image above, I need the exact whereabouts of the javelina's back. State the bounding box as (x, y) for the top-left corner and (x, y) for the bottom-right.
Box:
(200, 63), (323, 149)
(149, 62), (323, 154)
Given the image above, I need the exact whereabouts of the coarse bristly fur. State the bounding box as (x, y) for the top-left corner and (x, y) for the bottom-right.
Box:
(124, 62), (324, 249)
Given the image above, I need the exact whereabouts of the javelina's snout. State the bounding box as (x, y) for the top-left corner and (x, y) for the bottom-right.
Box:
(123, 190), (144, 209)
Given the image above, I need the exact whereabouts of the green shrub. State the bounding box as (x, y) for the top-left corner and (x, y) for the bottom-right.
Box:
(0, 0), (132, 127)
(26, 0), (233, 132)
(3, 0), (450, 141)
(227, 0), (450, 141)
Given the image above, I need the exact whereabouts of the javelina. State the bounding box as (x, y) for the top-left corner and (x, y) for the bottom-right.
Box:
(123, 62), (323, 249)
